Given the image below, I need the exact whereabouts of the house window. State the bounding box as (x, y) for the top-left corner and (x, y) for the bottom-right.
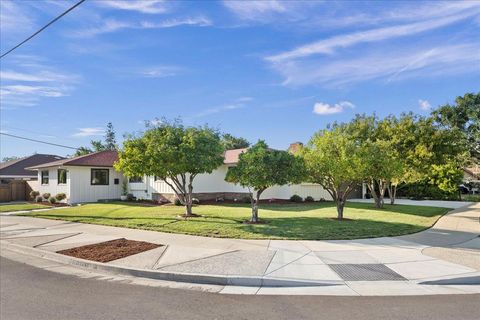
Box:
(58, 169), (67, 184)
(129, 176), (143, 183)
(91, 169), (109, 185)
(41, 170), (49, 185)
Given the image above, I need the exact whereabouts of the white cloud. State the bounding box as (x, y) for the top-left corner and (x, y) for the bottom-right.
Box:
(0, 56), (79, 108)
(267, 11), (479, 63)
(72, 128), (105, 137)
(98, 0), (169, 14)
(0, 1), (36, 40)
(196, 104), (243, 117)
(223, 0), (286, 20)
(140, 66), (181, 78)
(418, 99), (431, 111)
(313, 101), (355, 115)
(74, 16), (211, 37)
(272, 43), (480, 87)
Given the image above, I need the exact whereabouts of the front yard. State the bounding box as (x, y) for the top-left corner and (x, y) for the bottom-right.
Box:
(19, 201), (450, 240)
(0, 202), (52, 213)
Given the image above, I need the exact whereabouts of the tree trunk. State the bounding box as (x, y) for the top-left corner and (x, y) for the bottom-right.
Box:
(250, 189), (264, 223)
(336, 199), (345, 220)
(366, 180), (382, 208)
(390, 184), (397, 205)
(184, 180), (194, 216)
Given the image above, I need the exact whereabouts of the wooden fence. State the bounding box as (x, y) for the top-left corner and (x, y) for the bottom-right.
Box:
(0, 180), (30, 202)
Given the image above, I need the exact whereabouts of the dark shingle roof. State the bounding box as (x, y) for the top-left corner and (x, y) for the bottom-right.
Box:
(0, 154), (65, 177)
(26, 150), (119, 169)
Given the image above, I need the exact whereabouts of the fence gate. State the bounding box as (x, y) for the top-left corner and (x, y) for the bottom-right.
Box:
(0, 180), (27, 202)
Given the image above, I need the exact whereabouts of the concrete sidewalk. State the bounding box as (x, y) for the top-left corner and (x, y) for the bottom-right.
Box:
(1, 202), (479, 296)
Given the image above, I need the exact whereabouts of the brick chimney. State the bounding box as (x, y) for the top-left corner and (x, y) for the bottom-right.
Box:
(288, 142), (303, 154)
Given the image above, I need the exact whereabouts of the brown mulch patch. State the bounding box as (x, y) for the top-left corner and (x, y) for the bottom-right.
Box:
(329, 217), (355, 221)
(243, 220), (269, 225)
(176, 213), (203, 219)
(57, 238), (162, 263)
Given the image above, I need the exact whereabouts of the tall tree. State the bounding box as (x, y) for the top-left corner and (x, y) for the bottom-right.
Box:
(104, 122), (117, 150)
(221, 133), (250, 150)
(302, 129), (363, 220)
(75, 122), (117, 156)
(225, 141), (304, 223)
(115, 121), (224, 217)
(432, 92), (480, 162)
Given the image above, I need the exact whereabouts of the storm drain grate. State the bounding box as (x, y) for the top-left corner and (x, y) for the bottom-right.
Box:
(328, 264), (406, 281)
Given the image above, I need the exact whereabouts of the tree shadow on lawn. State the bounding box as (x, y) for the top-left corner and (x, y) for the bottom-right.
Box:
(236, 216), (438, 240)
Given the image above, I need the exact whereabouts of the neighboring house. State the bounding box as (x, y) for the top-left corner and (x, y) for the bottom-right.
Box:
(0, 154), (64, 182)
(26, 151), (124, 204)
(0, 154), (65, 202)
(129, 144), (339, 203)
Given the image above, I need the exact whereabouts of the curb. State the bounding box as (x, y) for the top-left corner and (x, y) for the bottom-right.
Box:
(0, 241), (343, 288)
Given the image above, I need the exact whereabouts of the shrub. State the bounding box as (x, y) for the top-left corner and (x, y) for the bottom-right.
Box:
(192, 198), (200, 204)
(30, 190), (40, 200)
(290, 194), (303, 203)
(305, 196), (314, 202)
(42, 193), (51, 200)
(319, 198), (326, 202)
(174, 198), (182, 206)
(242, 196), (251, 203)
(55, 193), (66, 201)
(48, 197), (56, 204)
(35, 196), (43, 202)
(126, 193), (135, 201)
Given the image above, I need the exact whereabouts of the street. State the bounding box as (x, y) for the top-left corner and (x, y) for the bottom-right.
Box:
(0, 257), (478, 320)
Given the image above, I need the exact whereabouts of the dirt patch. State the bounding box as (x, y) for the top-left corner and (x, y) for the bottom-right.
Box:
(176, 213), (203, 219)
(57, 238), (162, 263)
(243, 220), (269, 225)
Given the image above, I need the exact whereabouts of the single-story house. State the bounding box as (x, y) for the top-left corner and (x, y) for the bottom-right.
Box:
(0, 154), (65, 202)
(27, 151), (124, 203)
(27, 145), (361, 204)
(0, 154), (64, 182)
(129, 143), (358, 203)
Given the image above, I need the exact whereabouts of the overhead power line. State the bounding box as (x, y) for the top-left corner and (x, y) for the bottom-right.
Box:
(0, 132), (79, 150)
(0, 0), (86, 59)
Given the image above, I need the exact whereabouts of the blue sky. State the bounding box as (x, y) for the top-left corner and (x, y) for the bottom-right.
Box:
(1, 0), (479, 158)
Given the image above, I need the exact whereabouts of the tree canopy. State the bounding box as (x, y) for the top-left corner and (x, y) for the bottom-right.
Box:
(432, 92), (479, 162)
(225, 141), (304, 223)
(221, 133), (250, 150)
(115, 121), (224, 216)
(302, 128), (363, 219)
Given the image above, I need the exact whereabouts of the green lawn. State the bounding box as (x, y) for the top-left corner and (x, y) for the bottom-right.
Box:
(19, 201), (450, 240)
(0, 202), (51, 213)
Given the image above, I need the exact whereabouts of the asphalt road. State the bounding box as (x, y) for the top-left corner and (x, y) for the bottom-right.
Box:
(1, 257), (478, 320)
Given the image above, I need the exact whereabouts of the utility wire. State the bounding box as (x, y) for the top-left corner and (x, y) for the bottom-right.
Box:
(0, 132), (79, 150)
(0, 0), (86, 59)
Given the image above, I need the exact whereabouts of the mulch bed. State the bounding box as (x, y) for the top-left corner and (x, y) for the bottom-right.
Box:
(57, 238), (162, 263)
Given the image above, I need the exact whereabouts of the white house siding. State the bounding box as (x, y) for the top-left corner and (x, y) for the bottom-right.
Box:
(262, 184), (333, 201)
(68, 167), (124, 203)
(36, 167), (71, 201)
(129, 165), (333, 202)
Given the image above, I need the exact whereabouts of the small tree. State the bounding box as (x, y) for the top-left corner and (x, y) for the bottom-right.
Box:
(225, 141), (305, 223)
(115, 120), (224, 216)
(302, 129), (363, 220)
